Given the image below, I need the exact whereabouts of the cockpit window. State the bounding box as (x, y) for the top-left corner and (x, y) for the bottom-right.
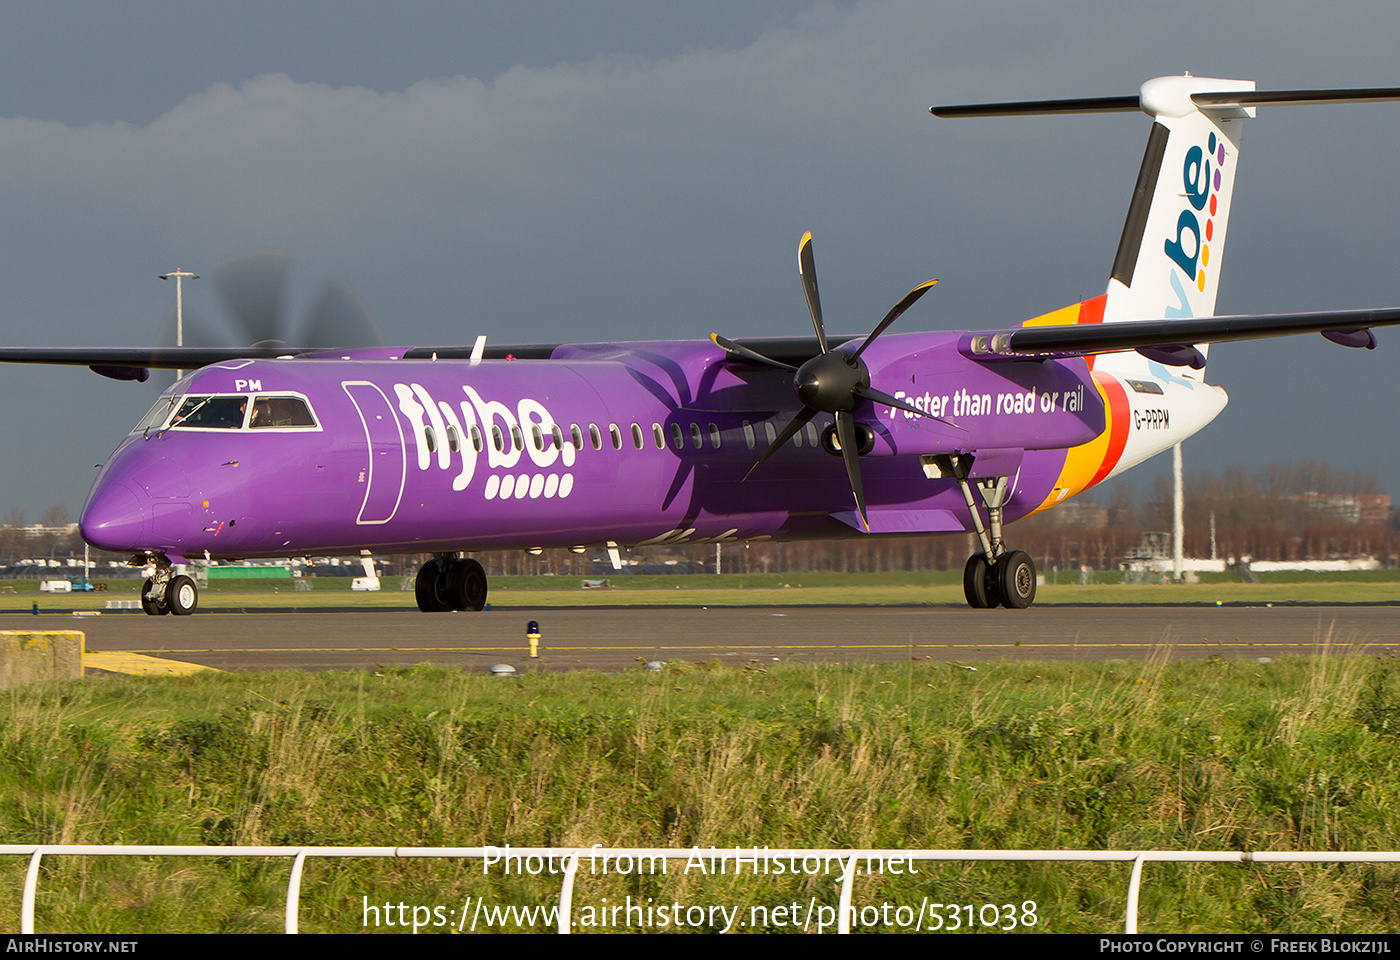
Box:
(132, 396), (177, 434)
(249, 395), (317, 428)
(171, 395), (248, 429)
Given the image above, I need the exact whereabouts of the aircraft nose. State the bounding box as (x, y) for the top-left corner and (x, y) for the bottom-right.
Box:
(80, 482), (147, 551)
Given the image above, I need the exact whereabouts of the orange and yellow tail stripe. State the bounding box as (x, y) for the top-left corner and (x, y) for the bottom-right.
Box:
(1019, 294), (1131, 515)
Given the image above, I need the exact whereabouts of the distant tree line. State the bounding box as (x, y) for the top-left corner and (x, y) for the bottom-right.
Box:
(5, 461), (1396, 575)
(470, 460), (1399, 576)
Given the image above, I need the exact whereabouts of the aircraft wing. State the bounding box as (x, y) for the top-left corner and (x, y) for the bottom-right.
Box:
(960, 306), (1400, 367)
(0, 346), (298, 368)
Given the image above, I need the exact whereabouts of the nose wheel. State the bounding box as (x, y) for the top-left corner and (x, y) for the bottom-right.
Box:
(415, 554), (488, 612)
(138, 561), (198, 616)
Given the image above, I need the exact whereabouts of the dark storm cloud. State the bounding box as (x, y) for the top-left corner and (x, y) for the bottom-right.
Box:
(2, 0), (1399, 515)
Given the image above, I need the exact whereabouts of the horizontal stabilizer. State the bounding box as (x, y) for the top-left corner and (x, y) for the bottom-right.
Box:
(933, 85), (1400, 118)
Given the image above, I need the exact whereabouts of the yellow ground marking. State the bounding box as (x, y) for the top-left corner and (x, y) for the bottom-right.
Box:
(84, 650), (220, 676)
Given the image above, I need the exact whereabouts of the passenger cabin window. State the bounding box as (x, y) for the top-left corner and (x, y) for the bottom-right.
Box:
(610, 424), (623, 450)
(708, 423), (721, 448)
(652, 423), (664, 449)
(631, 423), (644, 450)
(589, 424), (602, 450)
(249, 395), (317, 429)
(171, 395), (247, 429)
(671, 423), (683, 450)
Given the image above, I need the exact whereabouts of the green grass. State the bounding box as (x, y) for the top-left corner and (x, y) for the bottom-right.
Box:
(2, 654), (1400, 932)
(9, 570), (1400, 611)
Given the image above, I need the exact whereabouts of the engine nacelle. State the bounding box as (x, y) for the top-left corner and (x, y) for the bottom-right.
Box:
(820, 422), (874, 457)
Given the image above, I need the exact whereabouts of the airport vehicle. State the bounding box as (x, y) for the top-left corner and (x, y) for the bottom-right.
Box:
(6, 74), (1400, 616)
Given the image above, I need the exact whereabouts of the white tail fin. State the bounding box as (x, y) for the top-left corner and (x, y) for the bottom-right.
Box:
(1097, 76), (1255, 378)
(934, 78), (1400, 379)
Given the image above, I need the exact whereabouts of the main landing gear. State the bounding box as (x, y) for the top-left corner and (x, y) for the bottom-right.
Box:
(415, 553), (488, 612)
(963, 550), (1036, 610)
(928, 454), (1038, 610)
(136, 555), (198, 616)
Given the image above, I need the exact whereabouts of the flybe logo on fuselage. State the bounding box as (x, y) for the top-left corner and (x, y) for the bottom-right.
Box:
(1164, 131), (1227, 297)
(393, 382), (576, 501)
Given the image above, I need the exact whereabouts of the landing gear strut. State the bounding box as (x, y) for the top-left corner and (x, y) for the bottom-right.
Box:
(929, 454), (1038, 610)
(415, 554), (488, 612)
(136, 554), (198, 616)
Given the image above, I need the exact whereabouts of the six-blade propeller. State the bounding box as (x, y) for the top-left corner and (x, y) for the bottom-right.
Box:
(713, 233), (956, 529)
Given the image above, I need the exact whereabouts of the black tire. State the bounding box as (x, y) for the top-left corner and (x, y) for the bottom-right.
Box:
(996, 550), (1037, 609)
(415, 560), (447, 612)
(983, 558), (1005, 609)
(165, 575), (198, 616)
(963, 554), (991, 608)
(447, 557), (488, 612)
(140, 577), (168, 616)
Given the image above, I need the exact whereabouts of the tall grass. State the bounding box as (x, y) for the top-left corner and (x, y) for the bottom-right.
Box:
(1, 651), (1398, 932)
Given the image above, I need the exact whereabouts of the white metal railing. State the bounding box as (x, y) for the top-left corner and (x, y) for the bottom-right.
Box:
(5, 845), (1399, 934)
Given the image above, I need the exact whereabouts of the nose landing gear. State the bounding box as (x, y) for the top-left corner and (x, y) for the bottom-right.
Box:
(136, 555), (199, 616)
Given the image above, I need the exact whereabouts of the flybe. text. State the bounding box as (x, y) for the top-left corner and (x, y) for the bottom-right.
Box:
(393, 382), (576, 499)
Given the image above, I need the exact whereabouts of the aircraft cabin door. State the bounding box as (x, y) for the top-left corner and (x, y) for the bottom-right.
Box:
(342, 381), (406, 524)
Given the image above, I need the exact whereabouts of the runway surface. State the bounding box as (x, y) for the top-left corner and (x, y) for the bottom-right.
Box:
(5, 603), (1395, 674)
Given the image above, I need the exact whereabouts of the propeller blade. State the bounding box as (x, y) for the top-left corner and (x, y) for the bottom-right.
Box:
(305, 276), (385, 349)
(853, 279), (938, 360)
(710, 334), (796, 370)
(743, 406), (818, 481)
(855, 384), (964, 429)
(211, 251), (292, 347)
(835, 410), (868, 530)
(798, 232), (829, 354)
(155, 305), (221, 349)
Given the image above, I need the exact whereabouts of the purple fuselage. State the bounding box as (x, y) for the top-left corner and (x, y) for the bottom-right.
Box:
(79, 333), (1104, 561)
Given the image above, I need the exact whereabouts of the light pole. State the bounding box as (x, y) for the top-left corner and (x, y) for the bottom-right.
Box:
(159, 268), (199, 378)
(1173, 442), (1184, 582)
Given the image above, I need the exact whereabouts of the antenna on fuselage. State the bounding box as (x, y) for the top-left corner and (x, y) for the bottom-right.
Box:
(470, 335), (487, 366)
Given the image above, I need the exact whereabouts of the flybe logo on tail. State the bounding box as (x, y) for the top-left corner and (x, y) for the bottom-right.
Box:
(1164, 131), (1227, 294)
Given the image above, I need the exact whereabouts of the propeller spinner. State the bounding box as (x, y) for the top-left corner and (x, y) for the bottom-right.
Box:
(713, 233), (954, 529)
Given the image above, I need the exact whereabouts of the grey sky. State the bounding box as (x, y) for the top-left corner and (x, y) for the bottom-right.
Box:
(3, 1), (1400, 519)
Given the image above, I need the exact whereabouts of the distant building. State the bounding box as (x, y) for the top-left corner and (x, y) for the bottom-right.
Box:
(1293, 493), (1391, 525)
(1047, 500), (1108, 530)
